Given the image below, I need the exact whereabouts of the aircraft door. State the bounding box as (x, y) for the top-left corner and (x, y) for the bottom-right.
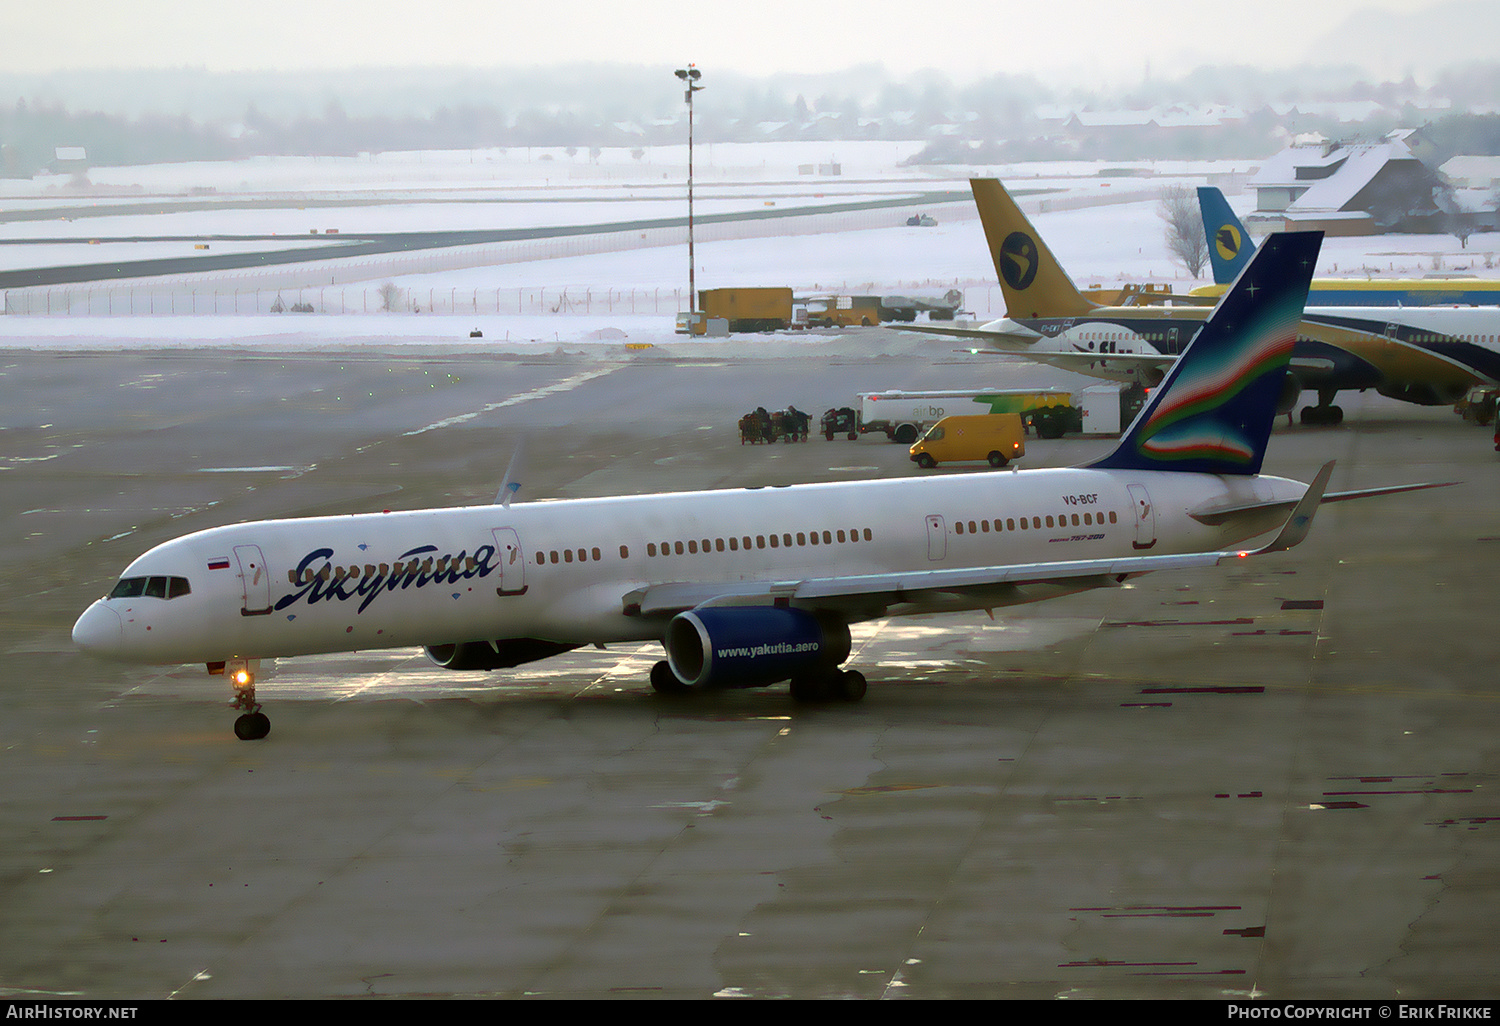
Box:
(233, 544), (272, 615)
(1127, 484), (1157, 550)
(925, 515), (947, 561)
(491, 528), (528, 596)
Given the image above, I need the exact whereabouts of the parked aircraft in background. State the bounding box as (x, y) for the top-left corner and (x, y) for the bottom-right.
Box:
(908, 179), (1500, 424)
(74, 233), (1449, 741)
(1193, 186), (1500, 306)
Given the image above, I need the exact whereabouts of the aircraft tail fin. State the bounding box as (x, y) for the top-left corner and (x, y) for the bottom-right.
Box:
(970, 178), (1095, 319)
(1089, 231), (1321, 477)
(1199, 186), (1255, 285)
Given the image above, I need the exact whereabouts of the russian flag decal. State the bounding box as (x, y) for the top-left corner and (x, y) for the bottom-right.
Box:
(208, 557), (231, 570)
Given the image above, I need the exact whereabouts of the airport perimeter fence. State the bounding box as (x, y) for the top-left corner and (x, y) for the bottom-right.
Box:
(3, 196), (987, 317)
(0, 184), (1163, 318)
(0, 281), (1010, 318)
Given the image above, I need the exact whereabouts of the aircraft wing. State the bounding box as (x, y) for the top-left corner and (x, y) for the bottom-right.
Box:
(628, 549), (1235, 618)
(896, 326), (1179, 373)
(963, 345), (1325, 376)
(626, 492), (1331, 619)
(1118, 292), (1218, 308)
(971, 348), (1178, 370)
(892, 323), (1043, 346)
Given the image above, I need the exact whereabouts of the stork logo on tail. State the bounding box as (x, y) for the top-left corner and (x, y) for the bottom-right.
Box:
(1000, 231), (1039, 291)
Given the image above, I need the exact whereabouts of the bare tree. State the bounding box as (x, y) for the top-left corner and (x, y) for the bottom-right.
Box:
(378, 281), (404, 312)
(1435, 180), (1478, 249)
(1158, 184), (1208, 278)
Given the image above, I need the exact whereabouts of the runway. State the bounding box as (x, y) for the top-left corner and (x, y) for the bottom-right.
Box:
(1, 333), (1496, 998)
(0, 187), (972, 289)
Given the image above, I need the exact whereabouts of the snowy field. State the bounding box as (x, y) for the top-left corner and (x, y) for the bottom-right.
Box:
(1, 142), (1496, 350)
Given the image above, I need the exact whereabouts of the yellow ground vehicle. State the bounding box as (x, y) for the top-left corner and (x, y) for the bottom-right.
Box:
(805, 295), (880, 328)
(697, 287), (795, 331)
(909, 413), (1026, 469)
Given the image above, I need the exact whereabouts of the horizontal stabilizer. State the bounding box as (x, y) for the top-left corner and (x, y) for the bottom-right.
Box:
(1189, 471), (1459, 526)
(892, 323), (1042, 345)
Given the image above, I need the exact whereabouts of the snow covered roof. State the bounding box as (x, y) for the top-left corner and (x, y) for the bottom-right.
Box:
(1253, 140), (1423, 204)
(1296, 147), (1417, 211)
(1441, 156), (1500, 189)
(1249, 138), (1439, 218)
(1268, 100), (1390, 122)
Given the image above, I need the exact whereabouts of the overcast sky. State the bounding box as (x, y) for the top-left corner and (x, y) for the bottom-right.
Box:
(5, 0), (1484, 86)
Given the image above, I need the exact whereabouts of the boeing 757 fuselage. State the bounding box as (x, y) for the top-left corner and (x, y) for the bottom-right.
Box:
(74, 232), (1444, 740)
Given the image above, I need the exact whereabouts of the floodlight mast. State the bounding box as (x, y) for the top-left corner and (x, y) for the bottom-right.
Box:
(674, 66), (704, 317)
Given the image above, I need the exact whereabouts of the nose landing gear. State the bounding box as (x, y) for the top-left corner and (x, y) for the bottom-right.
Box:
(224, 659), (270, 740)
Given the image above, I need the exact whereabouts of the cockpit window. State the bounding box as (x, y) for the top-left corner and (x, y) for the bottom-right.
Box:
(110, 576), (191, 600)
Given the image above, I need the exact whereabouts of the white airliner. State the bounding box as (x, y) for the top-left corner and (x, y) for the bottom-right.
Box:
(73, 232), (1443, 740)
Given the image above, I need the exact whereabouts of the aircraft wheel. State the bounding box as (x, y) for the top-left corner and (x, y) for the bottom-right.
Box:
(789, 674), (828, 703)
(1300, 405), (1342, 426)
(234, 712), (271, 741)
(650, 660), (689, 694)
(835, 670), (867, 703)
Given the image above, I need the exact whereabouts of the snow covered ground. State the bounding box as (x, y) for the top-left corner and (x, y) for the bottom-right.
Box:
(1, 143), (1497, 350)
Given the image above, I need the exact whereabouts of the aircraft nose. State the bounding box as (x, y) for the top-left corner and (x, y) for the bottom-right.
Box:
(73, 601), (122, 655)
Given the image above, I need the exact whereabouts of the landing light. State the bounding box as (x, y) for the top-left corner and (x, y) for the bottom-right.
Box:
(232, 669), (253, 688)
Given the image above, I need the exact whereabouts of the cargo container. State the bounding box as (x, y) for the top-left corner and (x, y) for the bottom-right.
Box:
(696, 287), (795, 332)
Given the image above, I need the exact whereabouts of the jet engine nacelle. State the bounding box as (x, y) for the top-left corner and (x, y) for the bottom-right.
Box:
(425, 638), (579, 671)
(1376, 381), (1464, 407)
(665, 607), (851, 689)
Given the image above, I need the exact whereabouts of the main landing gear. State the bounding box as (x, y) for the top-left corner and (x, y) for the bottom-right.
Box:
(1299, 390), (1344, 426)
(790, 669), (866, 704)
(647, 660), (867, 703)
(224, 659), (270, 740)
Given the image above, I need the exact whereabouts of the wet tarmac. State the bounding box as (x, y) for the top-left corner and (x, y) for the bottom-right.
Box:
(1, 335), (1496, 998)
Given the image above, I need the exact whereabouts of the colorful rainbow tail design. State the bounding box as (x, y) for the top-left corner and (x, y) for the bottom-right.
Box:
(1090, 231), (1321, 477)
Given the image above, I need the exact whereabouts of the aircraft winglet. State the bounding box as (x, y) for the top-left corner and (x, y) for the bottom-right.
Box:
(1222, 460), (1334, 561)
(496, 438), (527, 507)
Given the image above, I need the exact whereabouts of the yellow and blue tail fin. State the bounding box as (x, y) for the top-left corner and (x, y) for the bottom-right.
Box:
(1090, 231), (1321, 477)
(970, 178), (1095, 319)
(1199, 186), (1255, 285)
